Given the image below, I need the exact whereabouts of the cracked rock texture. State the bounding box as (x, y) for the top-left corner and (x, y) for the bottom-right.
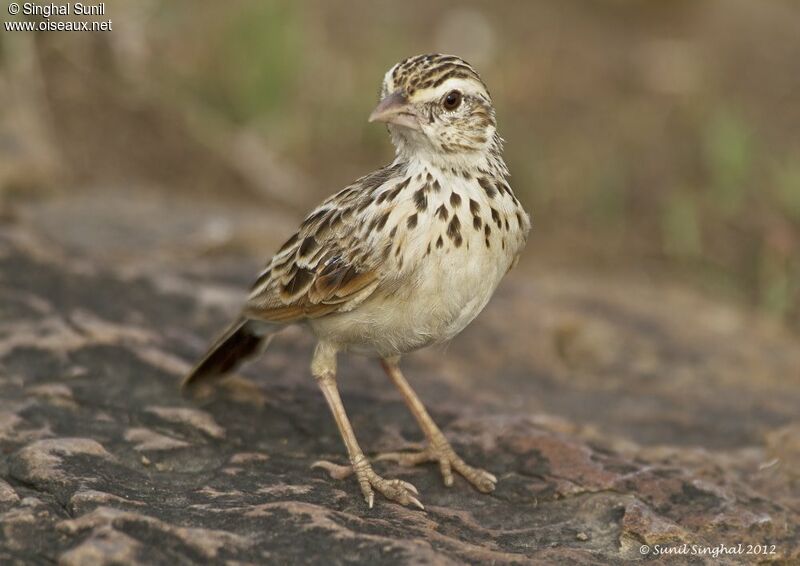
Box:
(1, 221), (799, 565)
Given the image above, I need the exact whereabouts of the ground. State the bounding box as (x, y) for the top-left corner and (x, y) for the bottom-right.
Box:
(1, 209), (799, 564)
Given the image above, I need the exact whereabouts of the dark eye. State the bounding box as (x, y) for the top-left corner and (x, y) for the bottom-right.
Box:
(443, 90), (462, 111)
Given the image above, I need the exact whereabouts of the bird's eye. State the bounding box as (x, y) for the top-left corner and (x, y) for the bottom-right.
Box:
(443, 90), (462, 111)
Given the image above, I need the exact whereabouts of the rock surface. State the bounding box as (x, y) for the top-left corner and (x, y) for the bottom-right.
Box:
(1, 223), (799, 565)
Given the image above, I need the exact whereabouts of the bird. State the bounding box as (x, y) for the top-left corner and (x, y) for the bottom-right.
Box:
(183, 53), (531, 510)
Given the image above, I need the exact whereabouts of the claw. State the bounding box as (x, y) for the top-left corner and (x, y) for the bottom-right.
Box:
(409, 496), (425, 510)
(368, 492), (374, 509)
(398, 479), (419, 495)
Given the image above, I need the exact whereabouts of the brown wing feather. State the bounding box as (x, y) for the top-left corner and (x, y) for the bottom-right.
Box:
(243, 165), (406, 324)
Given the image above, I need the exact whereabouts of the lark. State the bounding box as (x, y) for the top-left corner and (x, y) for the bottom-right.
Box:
(183, 54), (531, 510)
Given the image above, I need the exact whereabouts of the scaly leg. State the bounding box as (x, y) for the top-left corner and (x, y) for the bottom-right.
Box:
(375, 356), (497, 493)
(309, 343), (423, 509)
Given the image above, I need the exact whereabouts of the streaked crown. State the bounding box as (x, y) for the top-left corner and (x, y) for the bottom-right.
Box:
(383, 54), (489, 100)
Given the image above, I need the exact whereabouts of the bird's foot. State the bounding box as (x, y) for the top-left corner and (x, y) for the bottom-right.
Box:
(311, 456), (424, 510)
(375, 435), (497, 493)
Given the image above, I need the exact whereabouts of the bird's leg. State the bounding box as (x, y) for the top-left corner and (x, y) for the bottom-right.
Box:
(309, 343), (423, 509)
(375, 356), (497, 493)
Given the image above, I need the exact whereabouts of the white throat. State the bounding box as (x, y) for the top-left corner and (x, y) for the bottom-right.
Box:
(389, 127), (507, 178)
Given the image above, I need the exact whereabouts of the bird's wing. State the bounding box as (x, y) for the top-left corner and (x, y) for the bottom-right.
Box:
(243, 166), (404, 324)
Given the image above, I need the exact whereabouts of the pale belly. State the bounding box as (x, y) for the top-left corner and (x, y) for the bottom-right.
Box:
(309, 240), (513, 357)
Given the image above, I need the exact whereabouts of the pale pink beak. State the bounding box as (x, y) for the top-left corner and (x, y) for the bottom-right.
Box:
(368, 91), (421, 130)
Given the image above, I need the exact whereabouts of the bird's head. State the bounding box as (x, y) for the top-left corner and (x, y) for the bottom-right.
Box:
(370, 54), (499, 169)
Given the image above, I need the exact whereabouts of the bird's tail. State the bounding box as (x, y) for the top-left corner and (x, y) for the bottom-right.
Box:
(181, 318), (273, 391)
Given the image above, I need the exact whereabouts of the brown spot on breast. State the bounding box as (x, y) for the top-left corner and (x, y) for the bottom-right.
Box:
(469, 199), (483, 230)
(407, 213), (418, 229)
(436, 235), (444, 249)
(447, 215), (463, 247)
(478, 177), (497, 198)
(469, 199), (480, 216)
(389, 225), (398, 238)
(414, 187), (428, 212)
(436, 204), (449, 221)
(491, 208), (502, 228)
(449, 192), (462, 208)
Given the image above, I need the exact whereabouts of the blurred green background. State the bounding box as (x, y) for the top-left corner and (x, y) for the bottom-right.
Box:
(1, 0), (799, 330)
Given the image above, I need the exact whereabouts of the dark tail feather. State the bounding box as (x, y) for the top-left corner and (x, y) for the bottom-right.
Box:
(182, 318), (272, 390)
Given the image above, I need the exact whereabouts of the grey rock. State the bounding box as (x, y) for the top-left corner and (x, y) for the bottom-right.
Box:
(0, 225), (798, 565)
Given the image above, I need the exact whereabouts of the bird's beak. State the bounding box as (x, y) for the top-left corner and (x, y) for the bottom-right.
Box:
(368, 91), (420, 130)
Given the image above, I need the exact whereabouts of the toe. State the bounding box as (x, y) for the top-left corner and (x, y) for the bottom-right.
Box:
(438, 457), (454, 487)
(311, 460), (353, 480)
(375, 450), (431, 466)
(451, 459), (497, 493)
(472, 470), (497, 493)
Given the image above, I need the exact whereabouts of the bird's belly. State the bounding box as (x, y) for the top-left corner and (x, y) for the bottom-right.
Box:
(309, 242), (509, 356)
